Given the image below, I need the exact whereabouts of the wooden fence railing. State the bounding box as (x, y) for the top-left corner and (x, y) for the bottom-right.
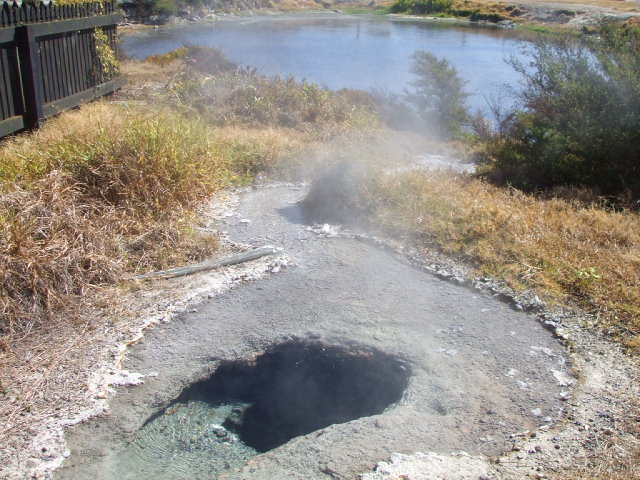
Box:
(0, 1), (124, 138)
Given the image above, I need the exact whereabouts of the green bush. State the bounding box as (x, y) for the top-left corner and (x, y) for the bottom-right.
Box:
(389, 0), (411, 13)
(478, 21), (640, 202)
(153, 0), (178, 15)
(390, 0), (452, 14)
(406, 51), (469, 138)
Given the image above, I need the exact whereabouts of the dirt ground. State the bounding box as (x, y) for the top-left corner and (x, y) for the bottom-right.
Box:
(53, 185), (573, 479)
(2, 182), (638, 480)
(494, 0), (640, 27)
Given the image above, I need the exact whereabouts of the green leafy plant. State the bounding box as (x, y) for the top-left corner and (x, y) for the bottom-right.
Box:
(477, 21), (640, 202)
(153, 0), (178, 16)
(406, 51), (469, 138)
(390, 0), (452, 14)
(94, 29), (119, 81)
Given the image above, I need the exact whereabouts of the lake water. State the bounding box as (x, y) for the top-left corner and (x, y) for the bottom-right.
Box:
(120, 14), (533, 112)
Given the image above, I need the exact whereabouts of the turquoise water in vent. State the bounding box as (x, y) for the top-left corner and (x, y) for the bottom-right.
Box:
(111, 400), (256, 480)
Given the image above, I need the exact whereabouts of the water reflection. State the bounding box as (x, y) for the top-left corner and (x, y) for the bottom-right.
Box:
(364, 22), (391, 37)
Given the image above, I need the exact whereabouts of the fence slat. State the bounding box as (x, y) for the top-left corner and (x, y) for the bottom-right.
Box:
(56, 36), (66, 98)
(17, 25), (45, 130)
(39, 37), (50, 102)
(4, 40), (23, 119)
(54, 35), (67, 99)
(0, 49), (10, 119)
(1, 46), (19, 119)
(48, 35), (59, 99)
(64, 34), (80, 94)
(49, 38), (59, 101)
(62, 34), (75, 96)
(1, 4), (9, 28)
(78, 30), (88, 90)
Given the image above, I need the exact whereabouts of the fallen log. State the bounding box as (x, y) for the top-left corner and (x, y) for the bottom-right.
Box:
(134, 246), (280, 280)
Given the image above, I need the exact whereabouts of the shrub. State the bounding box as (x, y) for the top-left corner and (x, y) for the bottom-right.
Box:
(168, 71), (378, 134)
(406, 51), (469, 138)
(478, 21), (640, 202)
(146, 46), (191, 66)
(414, 0), (452, 14)
(154, 0), (178, 16)
(390, 0), (452, 14)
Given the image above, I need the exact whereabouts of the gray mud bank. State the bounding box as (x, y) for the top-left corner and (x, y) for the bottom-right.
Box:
(56, 185), (573, 480)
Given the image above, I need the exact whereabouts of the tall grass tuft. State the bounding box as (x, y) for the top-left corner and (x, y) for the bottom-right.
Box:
(0, 102), (283, 334)
(1, 103), (231, 211)
(167, 70), (379, 136)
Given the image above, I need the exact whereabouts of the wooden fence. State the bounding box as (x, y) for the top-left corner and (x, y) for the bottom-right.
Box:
(0, 0), (124, 138)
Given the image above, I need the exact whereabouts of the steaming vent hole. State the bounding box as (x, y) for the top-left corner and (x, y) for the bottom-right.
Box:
(170, 340), (411, 452)
(299, 160), (367, 225)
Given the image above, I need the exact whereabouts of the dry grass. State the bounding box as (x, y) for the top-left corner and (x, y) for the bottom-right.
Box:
(447, 0), (517, 21)
(0, 100), (302, 336)
(211, 125), (311, 178)
(0, 102), (231, 210)
(559, 388), (640, 480)
(120, 58), (184, 88)
(123, 46), (379, 138)
(0, 49), (379, 337)
(368, 171), (640, 350)
(563, 434), (640, 480)
(488, 0), (640, 14)
(166, 70), (379, 136)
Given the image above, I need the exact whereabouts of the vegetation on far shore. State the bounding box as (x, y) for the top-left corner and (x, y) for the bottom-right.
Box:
(388, 0), (523, 23)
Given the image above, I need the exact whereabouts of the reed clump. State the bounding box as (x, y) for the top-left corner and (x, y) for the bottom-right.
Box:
(167, 70), (379, 136)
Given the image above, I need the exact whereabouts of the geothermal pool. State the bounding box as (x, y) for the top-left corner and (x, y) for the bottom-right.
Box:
(121, 14), (533, 111)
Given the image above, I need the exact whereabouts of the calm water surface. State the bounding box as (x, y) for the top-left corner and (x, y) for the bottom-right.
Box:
(121, 14), (532, 110)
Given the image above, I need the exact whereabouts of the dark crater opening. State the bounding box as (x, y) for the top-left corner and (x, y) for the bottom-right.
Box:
(171, 340), (411, 452)
(299, 159), (369, 225)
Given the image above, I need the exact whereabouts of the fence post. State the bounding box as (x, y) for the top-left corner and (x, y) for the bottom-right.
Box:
(17, 25), (45, 129)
